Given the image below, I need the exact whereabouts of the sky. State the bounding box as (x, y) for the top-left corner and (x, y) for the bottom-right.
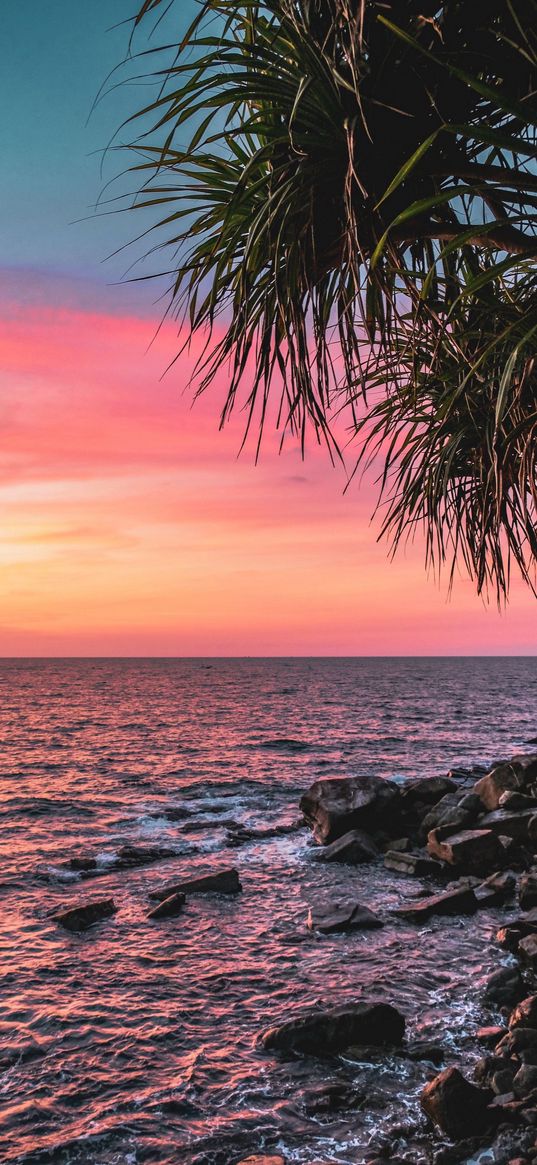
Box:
(0, 3), (535, 655)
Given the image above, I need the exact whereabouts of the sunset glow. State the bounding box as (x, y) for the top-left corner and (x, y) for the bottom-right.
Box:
(0, 274), (535, 655)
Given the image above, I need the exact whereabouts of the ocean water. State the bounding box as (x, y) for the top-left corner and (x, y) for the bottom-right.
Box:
(1, 656), (536, 1165)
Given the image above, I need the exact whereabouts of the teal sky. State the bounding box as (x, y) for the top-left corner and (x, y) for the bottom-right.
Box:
(1, 1), (196, 286)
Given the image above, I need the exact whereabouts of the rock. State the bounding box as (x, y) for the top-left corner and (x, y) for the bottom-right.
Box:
(500, 791), (537, 811)
(299, 774), (398, 845)
(421, 793), (476, 838)
(54, 898), (117, 932)
(478, 810), (535, 840)
(236, 1158), (285, 1165)
(114, 845), (177, 870)
(518, 934), (537, 966)
(520, 874), (537, 911)
(475, 763), (529, 811)
(510, 996), (537, 1030)
(475, 870), (516, 907)
(68, 856), (98, 872)
(484, 966), (526, 1007)
(427, 827), (504, 873)
(149, 868), (241, 900)
(307, 899), (383, 934)
(421, 1066), (492, 1138)
(513, 1064), (537, 1096)
(394, 886), (478, 921)
(383, 850), (443, 876)
(476, 1025), (507, 1045)
(261, 1001), (405, 1055)
(387, 837), (411, 852)
(400, 776), (457, 806)
(313, 829), (378, 864)
(147, 891), (186, 920)
(493, 1067), (516, 1095)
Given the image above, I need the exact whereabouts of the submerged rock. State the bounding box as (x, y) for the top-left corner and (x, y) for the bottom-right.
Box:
(261, 1001), (405, 1055)
(114, 845), (177, 870)
(54, 898), (117, 932)
(300, 774), (398, 845)
(149, 868), (241, 900)
(421, 1066), (492, 1138)
(394, 886), (478, 921)
(147, 891), (186, 920)
(313, 828), (377, 864)
(307, 899), (383, 934)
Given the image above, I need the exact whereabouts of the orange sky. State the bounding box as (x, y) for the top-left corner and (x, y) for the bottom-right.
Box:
(0, 272), (535, 655)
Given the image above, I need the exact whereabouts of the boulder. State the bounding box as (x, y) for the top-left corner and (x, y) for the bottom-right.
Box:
(420, 793), (475, 838)
(313, 829), (377, 865)
(307, 899), (383, 934)
(513, 1064), (537, 1097)
(394, 886), (478, 921)
(149, 868), (241, 901)
(421, 1066), (492, 1138)
(384, 851), (443, 877)
(475, 763), (528, 811)
(484, 967), (526, 1007)
(518, 934), (537, 967)
(509, 996), (537, 1030)
(147, 891), (186, 920)
(427, 828), (503, 873)
(399, 776), (457, 806)
(299, 775), (398, 845)
(54, 898), (117, 932)
(478, 810), (535, 840)
(261, 1001), (405, 1055)
(520, 873), (537, 911)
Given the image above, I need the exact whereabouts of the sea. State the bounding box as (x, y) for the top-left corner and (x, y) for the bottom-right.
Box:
(1, 656), (536, 1165)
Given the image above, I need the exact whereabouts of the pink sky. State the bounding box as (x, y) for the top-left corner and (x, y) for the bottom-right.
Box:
(0, 270), (535, 655)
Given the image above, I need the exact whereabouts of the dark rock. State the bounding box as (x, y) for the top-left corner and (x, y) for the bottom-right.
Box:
(301, 1080), (359, 1114)
(299, 774), (398, 845)
(514, 1065), (537, 1097)
(427, 827), (504, 873)
(54, 898), (117, 932)
(400, 776), (457, 806)
(476, 1025), (507, 1045)
(496, 1027), (537, 1055)
(421, 793), (475, 838)
(484, 966), (526, 1007)
(307, 899), (383, 934)
(405, 1039), (445, 1063)
(260, 1001), (405, 1055)
(475, 763), (528, 811)
(493, 1067), (516, 1095)
(313, 828), (378, 864)
(478, 810), (536, 840)
(520, 874), (537, 911)
(394, 886), (478, 921)
(68, 856), (98, 872)
(510, 996), (537, 1030)
(115, 845), (177, 870)
(475, 870), (516, 907)
(384, 850), (443, 876)
(421, 1066), (493, 1138)
(147, 891), (186, 920)
(149, 868), (241, 901)
(500, 792), (537, 811)
(518, 934), (537, 966)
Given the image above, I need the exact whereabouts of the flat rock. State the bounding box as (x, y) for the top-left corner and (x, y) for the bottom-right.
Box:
(261, 1001), (405, 1055)
(478, 810), (535, 839)
(114, 845), (177, 870)
(313, 828), (377, 865)
(421, 1066), (492, 1138)
(147, 891), (186, 920)
(149, 868), (241, 901)
(384, 850), (443, 876)
(299, 774), (398, 845)
(54, 898), (117, 932)
(394, 886), (478, 921)
(427, 827), (504, 873)
(307, 899), (383, 934)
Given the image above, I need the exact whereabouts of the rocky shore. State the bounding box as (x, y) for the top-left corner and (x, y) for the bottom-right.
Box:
(49, 750), (537, 1163)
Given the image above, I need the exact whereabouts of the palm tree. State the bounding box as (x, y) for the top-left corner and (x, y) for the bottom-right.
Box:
(118, 0), (537, 600)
